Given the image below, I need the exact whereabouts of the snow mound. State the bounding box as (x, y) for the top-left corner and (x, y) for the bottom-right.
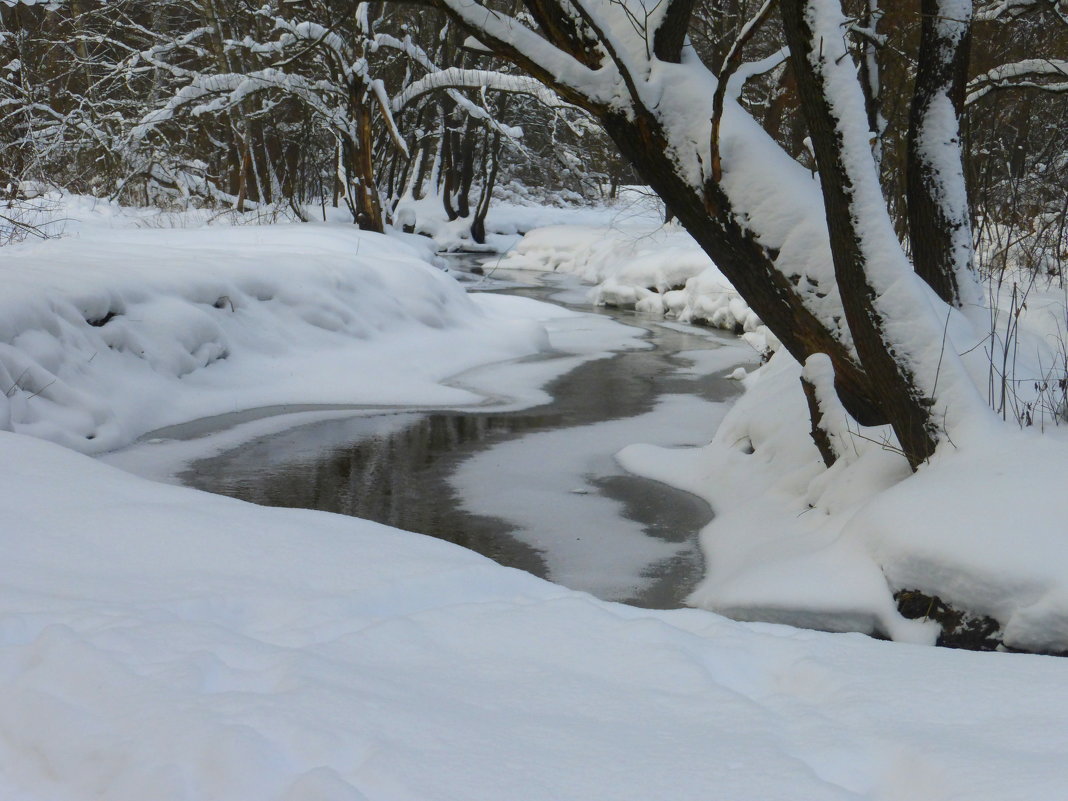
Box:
(0, 223), (547, 452)
(499, 224), (771, 347)
(854, 428), (1068, 652)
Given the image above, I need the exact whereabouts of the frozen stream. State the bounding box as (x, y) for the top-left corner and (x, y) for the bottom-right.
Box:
(120, 259), (757, 608)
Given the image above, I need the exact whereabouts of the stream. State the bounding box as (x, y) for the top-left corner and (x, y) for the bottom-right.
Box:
(165, 258), (756, 608)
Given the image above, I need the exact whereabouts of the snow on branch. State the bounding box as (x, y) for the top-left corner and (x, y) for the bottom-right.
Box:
(432, 0), (618, 108)
(966, 58), (1068, 103)
(132, 70), (355, 143)
(392, 68), (574, 113)
(377, 25), (586, 139)
(975, 0), (1068, 21)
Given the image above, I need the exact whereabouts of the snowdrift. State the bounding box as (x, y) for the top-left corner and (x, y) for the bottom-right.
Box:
(3, 428), (1068, 801)
(0, 221), (547, 453)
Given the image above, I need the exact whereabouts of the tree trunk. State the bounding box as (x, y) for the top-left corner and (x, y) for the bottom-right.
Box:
(471, 128), (501, 244)
(455, 117), (477, 219)
(906, 0), (976, 307)
(349, 86), (384, 233)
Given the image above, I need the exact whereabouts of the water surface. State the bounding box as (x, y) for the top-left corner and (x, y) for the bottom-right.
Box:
(179, 261), (754, 607)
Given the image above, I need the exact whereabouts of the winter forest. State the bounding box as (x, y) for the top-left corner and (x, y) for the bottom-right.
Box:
(2, 0), (1068, 798)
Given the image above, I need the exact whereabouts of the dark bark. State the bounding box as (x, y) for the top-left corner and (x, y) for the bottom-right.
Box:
(440, 123), (458, 220)
(857, 0), (883, 167)
(652, 0), (698, 62)
(763, 61), (804, 155)
(525, 0), (603, 67)
(455, 117), (477, 219)
(800, 373), (838, 467)
(471, 128), (501, 244)
(906, 0), (973, 307)
(781, 0), (939, 468)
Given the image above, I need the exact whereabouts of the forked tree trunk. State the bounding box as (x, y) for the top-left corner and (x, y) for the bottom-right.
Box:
(780, 0), (941, 467)
(471, 128), (501, 244)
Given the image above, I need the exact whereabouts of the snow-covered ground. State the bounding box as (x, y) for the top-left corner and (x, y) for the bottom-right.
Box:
(3, 194), (1068, 799)
(5, 427), (1068, 801)
(620, 352), (1068, 650)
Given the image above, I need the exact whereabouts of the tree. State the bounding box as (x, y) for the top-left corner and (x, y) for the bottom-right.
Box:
(2, 0), (620, 239)
(407, 0), (999, 469)
(966, 1), (1068, 282)
(129, 0), (413, 230)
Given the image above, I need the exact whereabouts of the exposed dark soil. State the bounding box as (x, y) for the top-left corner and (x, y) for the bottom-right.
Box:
(896, 589), (1067, 656)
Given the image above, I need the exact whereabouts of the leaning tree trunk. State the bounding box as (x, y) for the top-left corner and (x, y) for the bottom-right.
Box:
(596, 108), (883, 425)
(422, 0), (996, 466)
(429, 0), (884, 425)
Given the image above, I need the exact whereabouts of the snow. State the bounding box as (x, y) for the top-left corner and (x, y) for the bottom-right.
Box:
(391, 185), (658, 253)
(620, 351), (936, 645)
(621, 343), (1068, 651)
(801, 0), (990, 443)
(966, 58), (1068, 104)
(451, 391), (728, 600)
(447, 193), (1068, 650)
(6, 428), (1068, 800)
(853, 426), (1068, 651)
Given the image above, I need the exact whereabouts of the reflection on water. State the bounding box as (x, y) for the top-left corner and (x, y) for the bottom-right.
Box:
(182, 265), (751, 608)
(186, 411), (553, 578)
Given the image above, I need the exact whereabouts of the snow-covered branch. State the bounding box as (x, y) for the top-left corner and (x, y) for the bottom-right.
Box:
(392, 67), (573, 113)
(966, 58), (1068, 103)
(431, 0), (618, 108)
(975, 0), (1068, 22)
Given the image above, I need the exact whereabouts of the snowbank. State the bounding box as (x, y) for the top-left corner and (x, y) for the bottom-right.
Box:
(621, 350), (1068, 652)
(0, 214), (547, 453)
(499, 223), (772, 350)
(3, 428), (1068, 801)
